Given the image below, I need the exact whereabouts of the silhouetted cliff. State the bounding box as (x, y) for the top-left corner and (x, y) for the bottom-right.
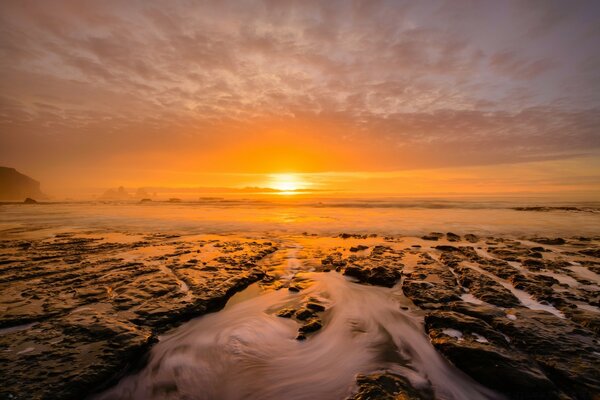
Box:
(0, 167), (46, 201)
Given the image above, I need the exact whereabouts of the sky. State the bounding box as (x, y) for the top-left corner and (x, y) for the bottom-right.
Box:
(0, 0), (599, 197)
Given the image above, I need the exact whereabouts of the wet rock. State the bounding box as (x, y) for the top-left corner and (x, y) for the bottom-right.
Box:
(446, 232), (461, 242)
(0, 312), (155, 400)
(464, 234), (479, 243)
(298, 317), (323, 336)
(579, 248), (600, 258)
(421, 232), (444, 241)
(295, 308), (315, 321)
(530, 246), (548, 252)
(276, 308), (295, 318)
(0, 235), (277, 400)
(452, 264), (521, 308)
(401, 254), (462, 308)
(344, 264), (401, 287)
(348, 372), (433, 400)
(333, 246), (404, 288)
(321, 252), (346, 269)
(425, 311), (559, 398)
(349, 245), (369, 252)
(434, 245), (459, 252)
(532, 237), (566, 245)
(305, 302), (325, 312)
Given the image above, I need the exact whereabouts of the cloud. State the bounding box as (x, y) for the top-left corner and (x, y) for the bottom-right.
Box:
(0, 0), (598, 191)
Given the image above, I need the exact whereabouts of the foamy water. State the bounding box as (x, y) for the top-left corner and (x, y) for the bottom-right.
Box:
(93, 272), (502, 400)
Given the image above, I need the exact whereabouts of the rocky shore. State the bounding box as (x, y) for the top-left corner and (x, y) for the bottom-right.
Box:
(0, 233), (276, 399)
(1, 231), (599, 399)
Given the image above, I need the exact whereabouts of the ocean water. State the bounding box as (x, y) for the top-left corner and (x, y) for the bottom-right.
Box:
(1, 197), (598, 238)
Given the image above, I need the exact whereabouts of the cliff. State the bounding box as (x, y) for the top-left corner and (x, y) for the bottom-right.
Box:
(0, 167), (46, 201)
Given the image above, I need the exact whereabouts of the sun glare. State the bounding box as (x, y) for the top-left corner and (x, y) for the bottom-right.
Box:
(269, 173), (307, 193)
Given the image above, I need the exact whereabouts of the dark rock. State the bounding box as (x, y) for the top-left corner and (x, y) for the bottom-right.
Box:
(348, 372), (433, 400)
(421, 232), (444, 241)
(452, 264), (520, 308)
(579, 248), (600, 258)
(305, 302), (325, 312)
(299, 318), (322, 334)
(434, 245), (459, 252)
(425, 311), (559, 398)
(464, 234), (479, 243)
(491, 309), (600, 398)
(530, 246), (548, 252)
(446, 232), (461, 242)
(349, 245), (369, 252)
(23, 197), (38, 204)
(532, 237), (566, 245)
(294, 308), (315, 321)
(344, 264), (401, 287)
(276, 308), (295, 318)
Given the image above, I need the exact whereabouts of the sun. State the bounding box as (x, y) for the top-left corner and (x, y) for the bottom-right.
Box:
(269, 173), (307, 193)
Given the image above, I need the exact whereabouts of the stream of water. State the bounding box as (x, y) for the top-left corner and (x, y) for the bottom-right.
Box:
(93, 270), (503, 400)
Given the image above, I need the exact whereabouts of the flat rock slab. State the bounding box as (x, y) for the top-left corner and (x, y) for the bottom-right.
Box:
(0, 234), (276, 400)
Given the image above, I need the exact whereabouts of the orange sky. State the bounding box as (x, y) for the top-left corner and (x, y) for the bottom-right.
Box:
(0, 1), (599, 198)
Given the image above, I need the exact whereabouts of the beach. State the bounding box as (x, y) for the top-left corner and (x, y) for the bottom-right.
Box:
(1, 199), (599, 399)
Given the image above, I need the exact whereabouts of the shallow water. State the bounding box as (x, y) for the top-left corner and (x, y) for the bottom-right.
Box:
(93, 272), (502, 400)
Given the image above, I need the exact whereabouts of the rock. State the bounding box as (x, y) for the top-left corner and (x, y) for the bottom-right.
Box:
(305, 302), (325, 312)
(344, 264), (401, 287)
(464, 234), (479, 243)
(349, 245), (369, 252)
(0, 236), (276, 400)
(139, 198), (152, 203)
(579, 248), (600, 258)
(446, 232), (461, 242)
(434, 245), (459, 252)
(491, 309), (600, 399)
(348, 372), (433, 400)
(23, 197), (38, 204)
(451, 264), (521, 308)
(299, 318), (323, 334)
(530, 246), (548, 252)
(421, 232), (443, 241)
(425, 311), (559, 398)
(402, 256), (462, 307)
(100, 186), (130, 200)
(168, 198), (182, 203)
(532, 237), (566, 245)
(295, 308), (315, 321)
(0, 167), (46, 201)
(276, 308), (295, 318)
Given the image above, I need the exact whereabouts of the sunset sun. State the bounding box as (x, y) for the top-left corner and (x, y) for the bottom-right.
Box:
(268, 173), (307, 193)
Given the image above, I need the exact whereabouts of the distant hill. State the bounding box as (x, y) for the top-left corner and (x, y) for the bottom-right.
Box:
(0, 167), (46, 201)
